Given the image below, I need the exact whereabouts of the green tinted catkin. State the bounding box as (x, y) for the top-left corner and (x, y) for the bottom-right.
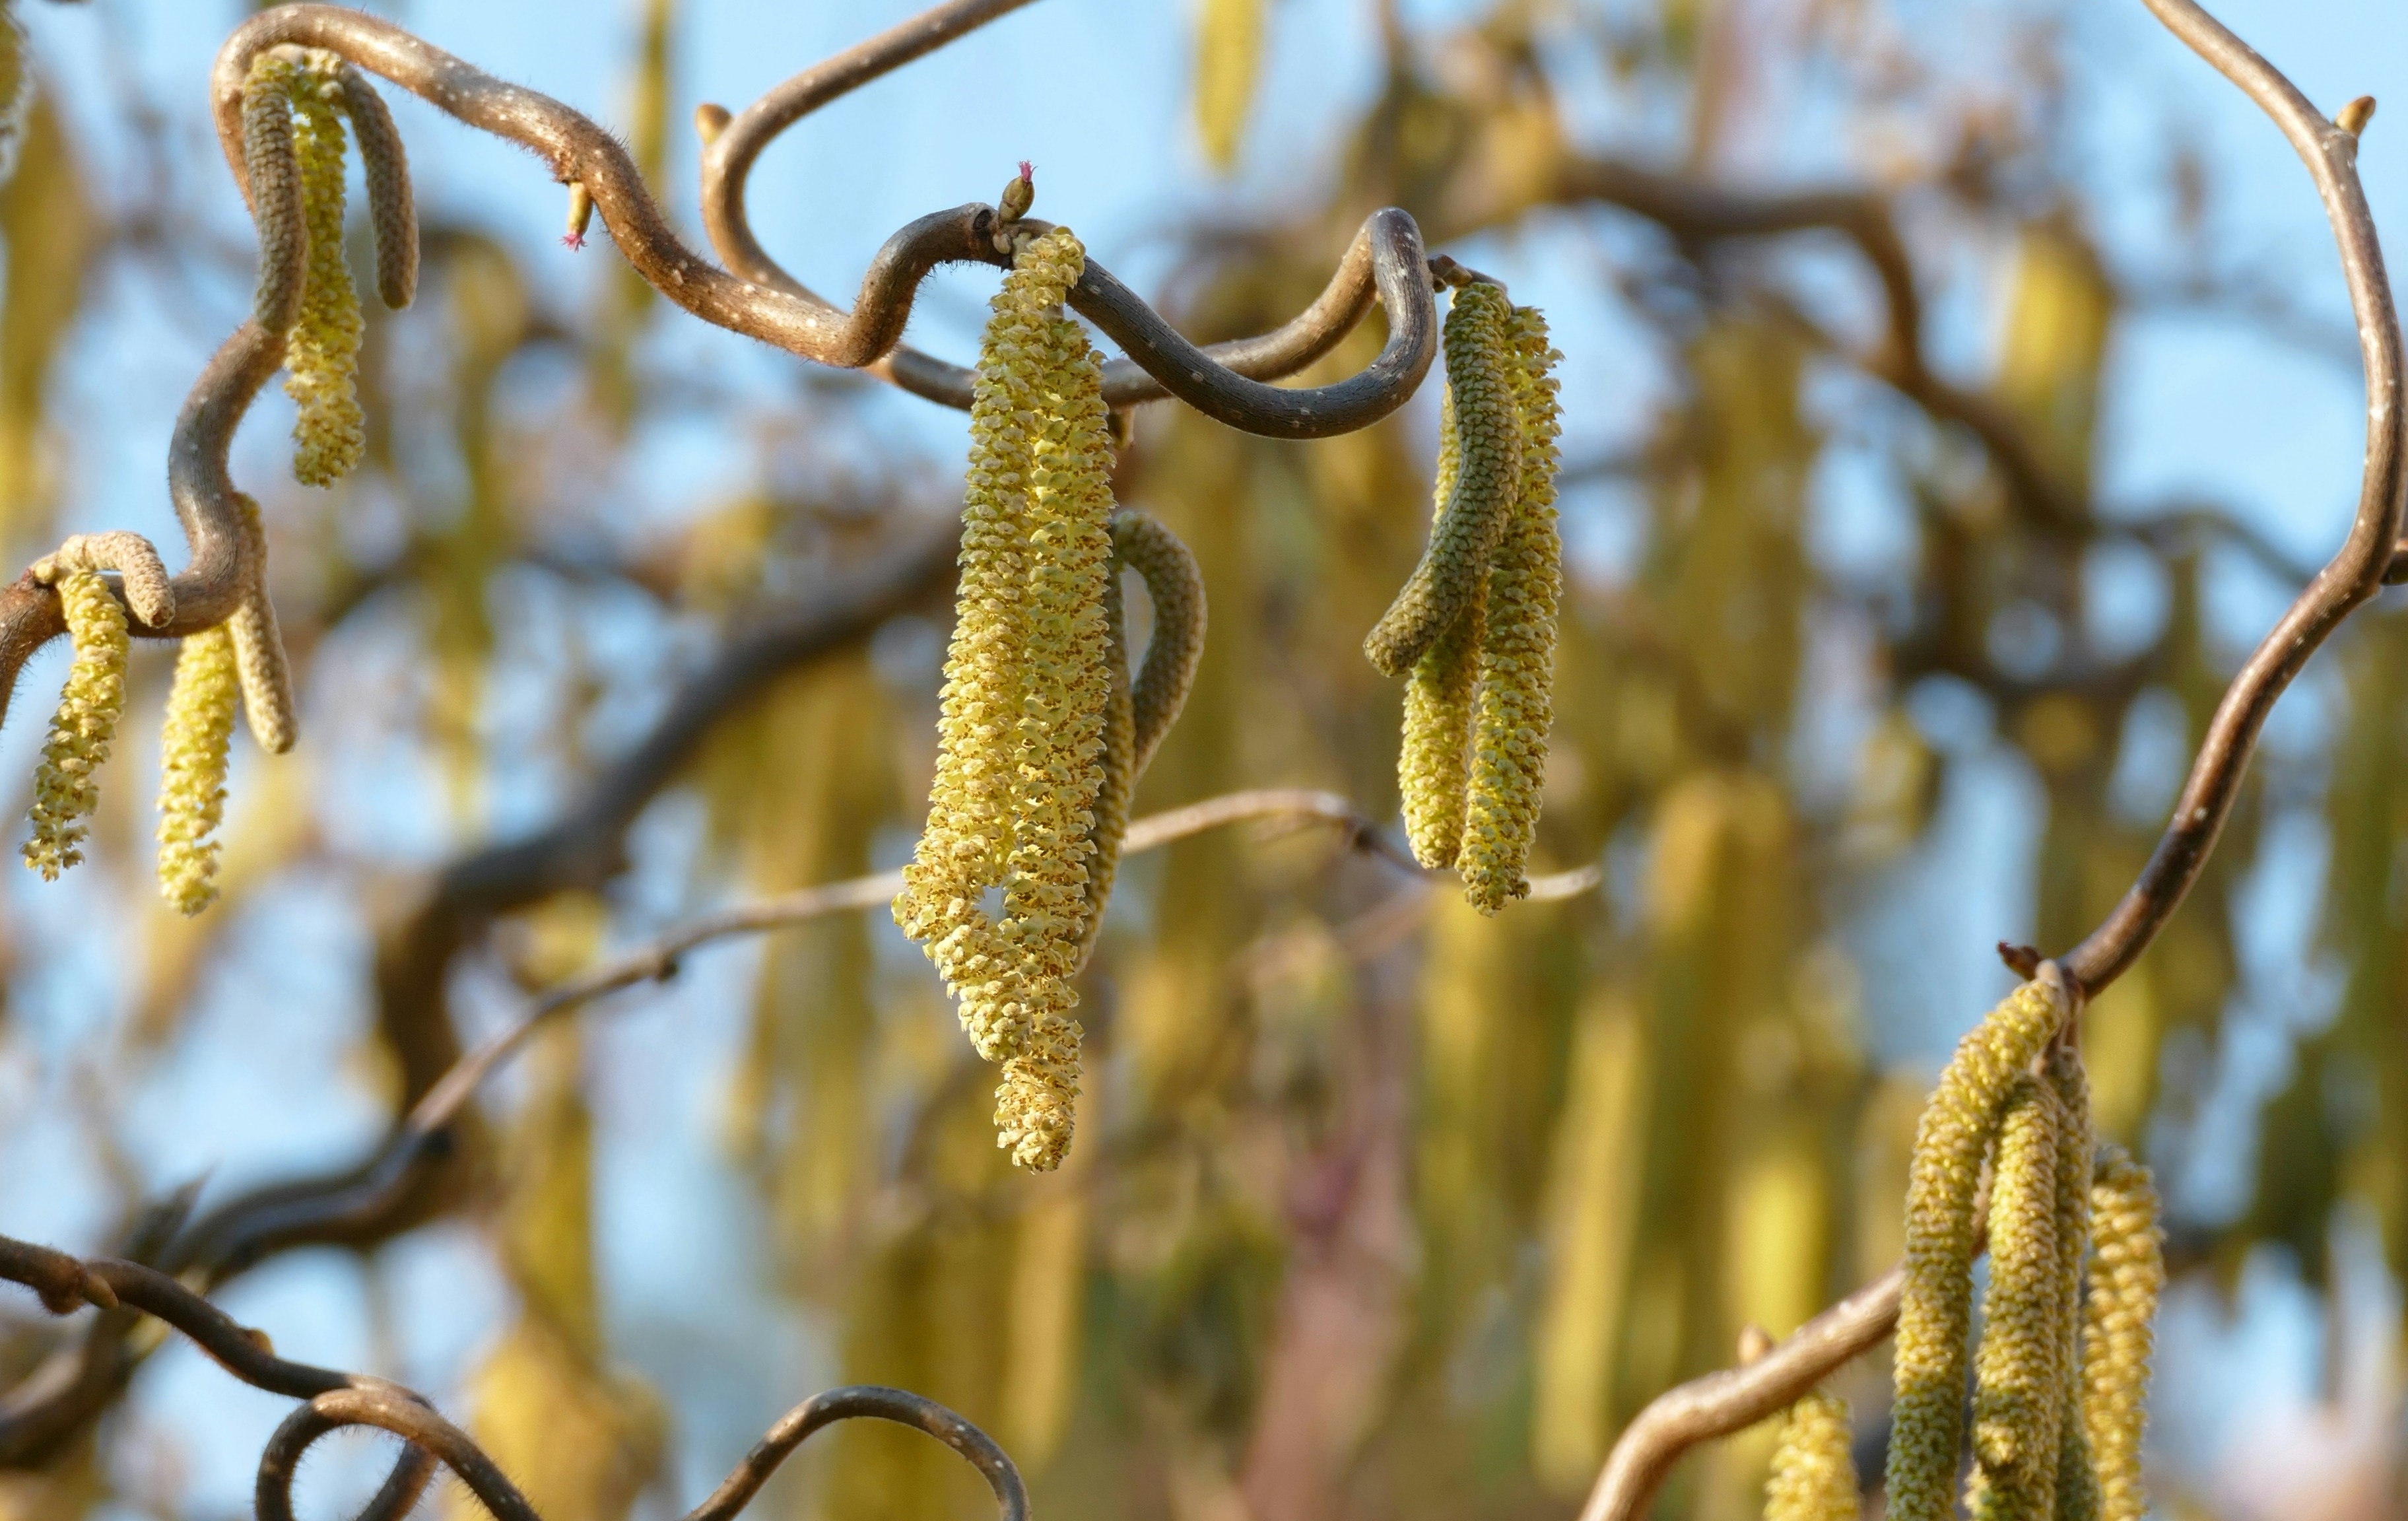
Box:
(1079, 509), (1207, 964)
(1458, 304), (1563, 910)
(1970, 1077), (2066, 1521)
(1887, 970), (2075, 1521)
(155, 626), (240, 914)
(2082, 1148), (2162, 1521)
(228, 494), (297, 754)
(2046, 1046), (2100, 1521)
(24, 570), (129, 879)
(1764, 1391), (1858, 1521)
(1397, 388), (1479, 867)
(1363, 282), (1519, 677)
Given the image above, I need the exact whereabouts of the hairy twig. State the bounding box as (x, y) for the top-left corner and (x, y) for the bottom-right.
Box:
(1576, 4), (2405, 1512)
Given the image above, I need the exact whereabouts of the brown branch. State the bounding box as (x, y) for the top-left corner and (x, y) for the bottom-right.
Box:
(1579, 4), (2405, 1510)
(215, 5), (1436, 436)
(0, 1238), (1024, 1521)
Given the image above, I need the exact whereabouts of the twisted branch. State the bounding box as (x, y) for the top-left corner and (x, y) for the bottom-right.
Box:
(1576, 4), (2405, 1514)
(0, 1238), (1024, 1521)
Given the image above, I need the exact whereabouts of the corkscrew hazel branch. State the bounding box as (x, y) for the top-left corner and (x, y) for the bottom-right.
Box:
(0, 1238), (1026, 1521)
(692, 0), (1436, 424)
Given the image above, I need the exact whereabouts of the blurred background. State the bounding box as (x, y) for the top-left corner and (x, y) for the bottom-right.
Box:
(0, 0), (2401, 1517)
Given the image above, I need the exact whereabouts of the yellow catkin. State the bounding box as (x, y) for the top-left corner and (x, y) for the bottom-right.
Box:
(24, 569), (128, 879)
(2046, 1046), (2101, 1521)
(1886, 970), (2073, 1521)
(1969, 1077), (2065, 1521)
(1398, 386), (1479, 867)
(2082, 1147), (2162, 1521)
(1763, 1390), (1858, 1521)
(284, 53), (364, 487)
(1364, 282), (1520, 677)
(154, 626), (240, 914)
(896, 226), (1118, 1172)
(1458, 304), (1564, 910)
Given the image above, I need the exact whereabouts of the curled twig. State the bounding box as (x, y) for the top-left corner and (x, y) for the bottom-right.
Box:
(0, 1242), (1020, 1521)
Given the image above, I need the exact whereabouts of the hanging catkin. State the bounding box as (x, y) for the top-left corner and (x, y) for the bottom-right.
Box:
(2081, 1147), (2162, 1521)
(1397, 386), (1480, 868)
(1079, 508), (1206, 965)
(2046, 1044), (2102, 1521)
(1384, 285), (1564, 909)
(1968, 1076), (2067, 1521)
(244, 48), (417, 490)
(1885, 970), (2072, 1521)
(154, 626), (240, 914)
(1762, 1390), (1857, 1521)
(24, 569), (128, 879)
(1459, 303), (1563, 909)
(1366, 283), (1520, 678)
(896, 224), (1119, 1172)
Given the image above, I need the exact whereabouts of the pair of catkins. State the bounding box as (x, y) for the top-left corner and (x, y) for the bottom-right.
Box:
(1366, 280), (1563, 913)
(894, 211), (1205, 1172)
(1761, 970), (2166, 1521)
(22, 48), (399, 908)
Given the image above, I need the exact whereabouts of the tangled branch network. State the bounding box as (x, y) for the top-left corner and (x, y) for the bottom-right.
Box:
(0, 0), (2395, 1513)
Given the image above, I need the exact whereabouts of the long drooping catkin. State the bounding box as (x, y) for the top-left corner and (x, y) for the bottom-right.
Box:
(1399, 384), (1479, 867)
(2046, 1046), (2101, 1521)
(24, 570), (128, 880)
(1886, 970), (2073, 1521)
(243, 50), (367, 488)
(155, 626), (241, 915)
(1763, 1391), (1857, 1521)
(228, 494), (296, 754)
(1970, 1077), (2066, 1521)
(896, 225), (1126, 1172)
(2082, 1147), (2162, 1521)
(1079, 508), (1207, 965)
(1364, 283), (1520, 677)
(1459, 304), (1563, 910)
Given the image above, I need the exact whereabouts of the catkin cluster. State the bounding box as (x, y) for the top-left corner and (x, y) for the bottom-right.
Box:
(897, 223), (1203, 1173)
(242, 48), (415, 487)
(22, 504), (295, 909)
(1372, 285), (1562, 912)
(1877, 968), (2164, 1521)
